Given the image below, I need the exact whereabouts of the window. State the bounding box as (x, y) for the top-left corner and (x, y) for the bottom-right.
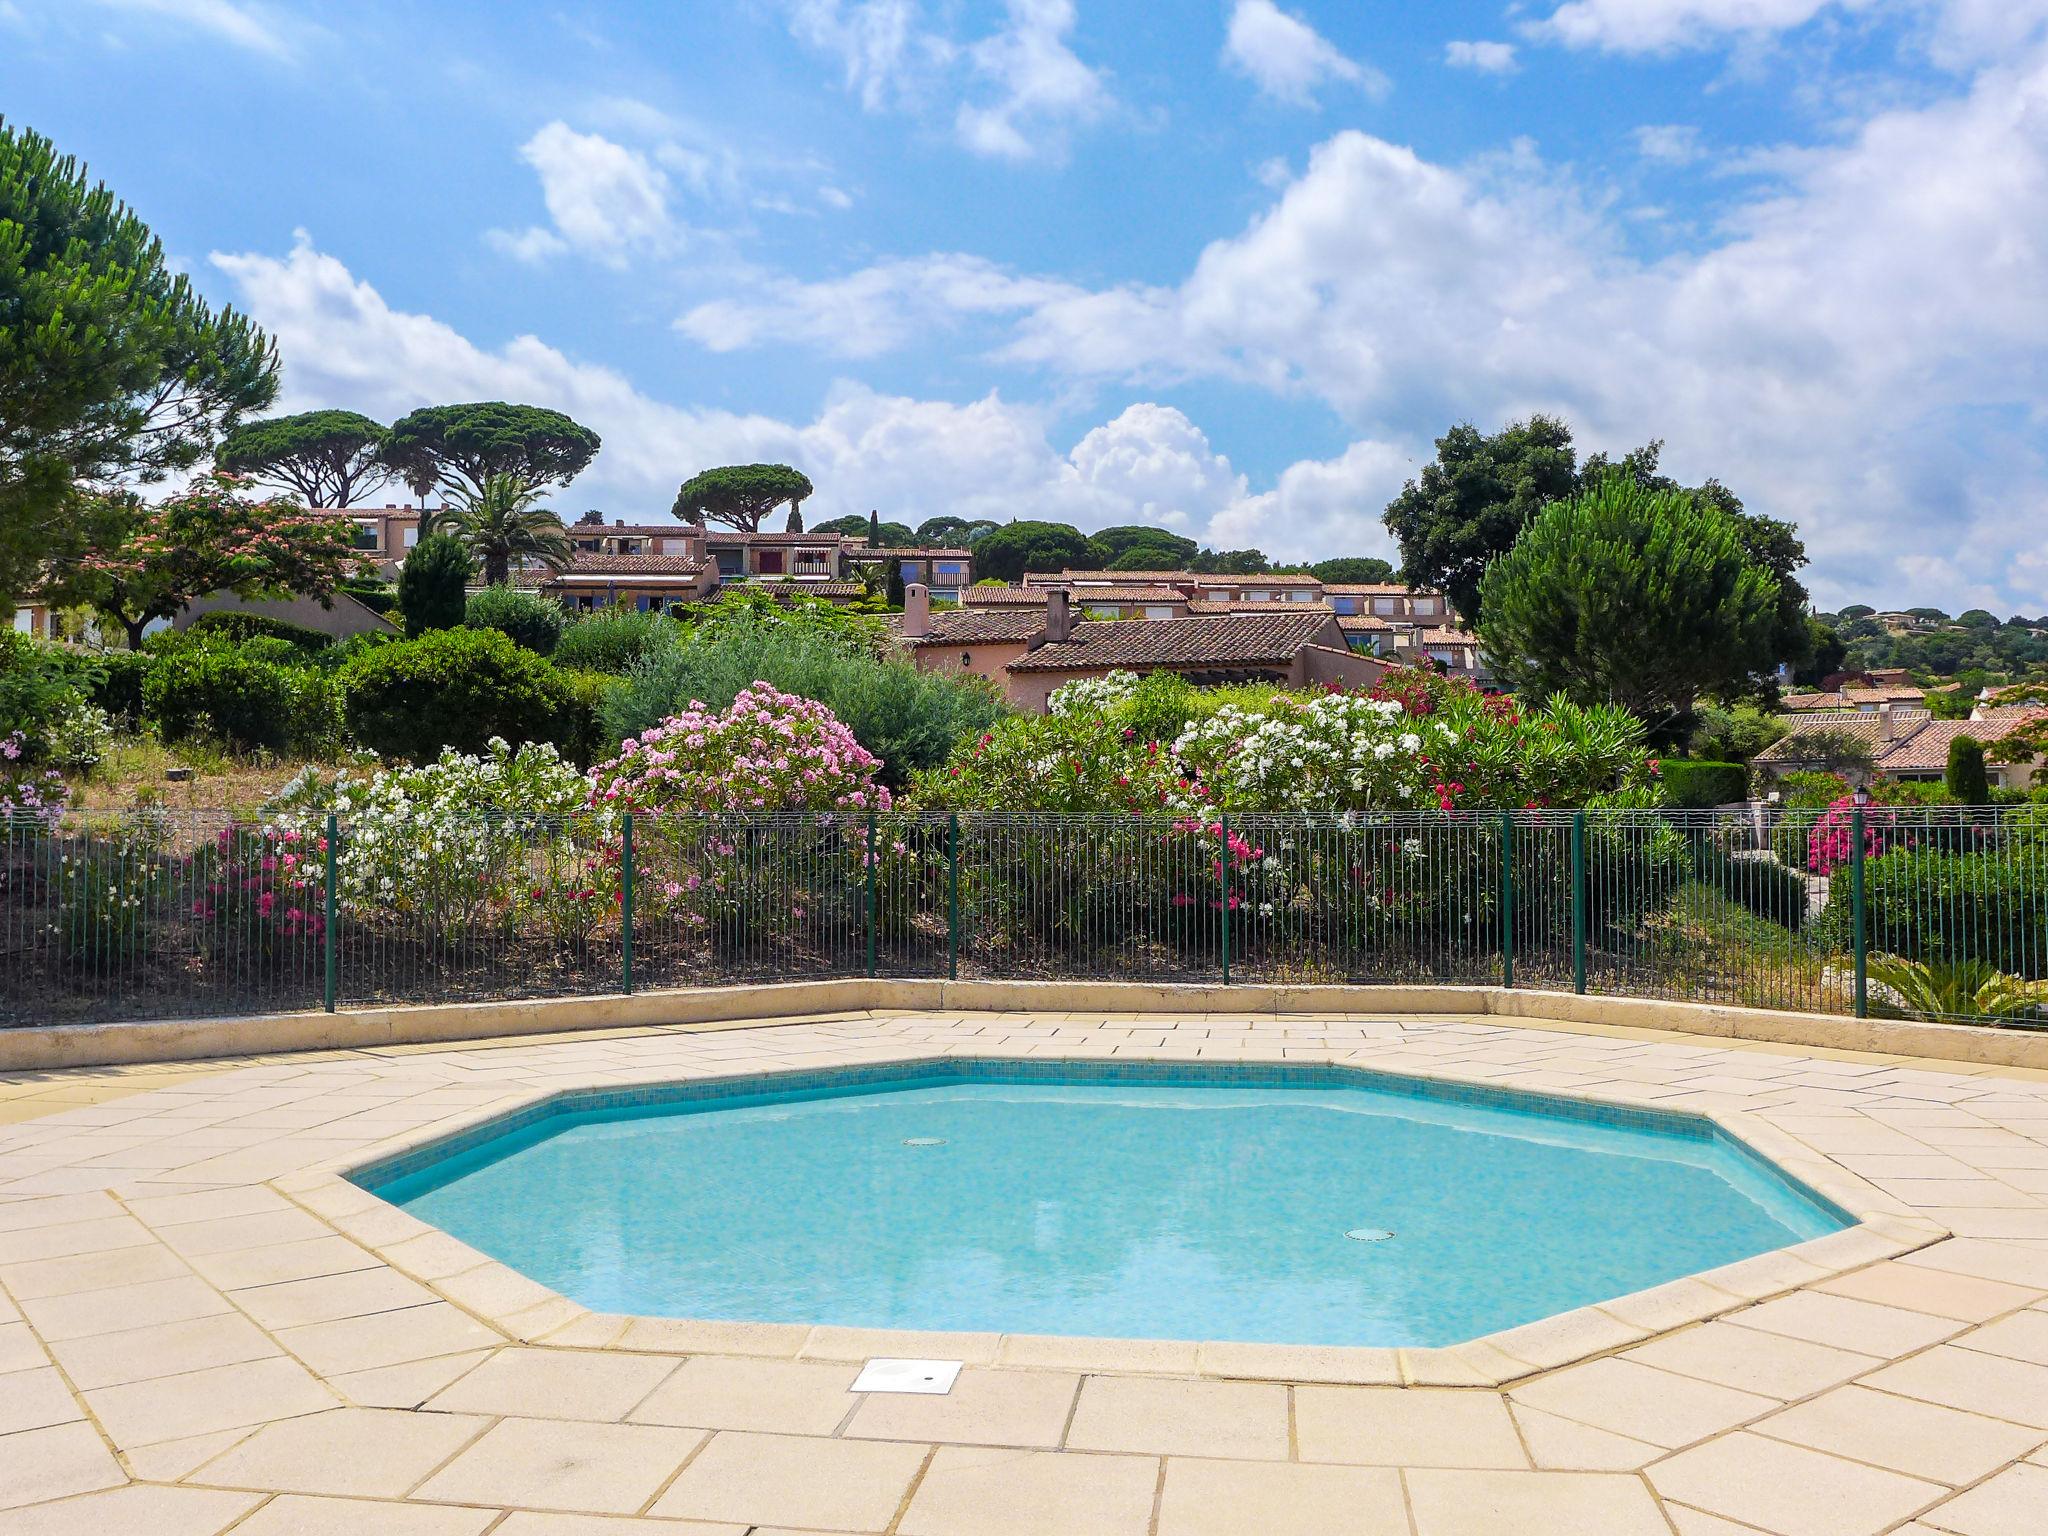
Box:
(1288, 591), (1312, 602)
(935, 562), (965, 579)
(1414, 597), (1438, 616)
(402, 526), (419, 548)
(1144, 605), (1174, 619)
(1331, 596), (1356, 614)
(1247, 590), (1272, 602)
(351, 520), (379, 550)
(757, 550), (785, 575)
(900, 560), (921, 582)
(715, 551), (744, 577)
(1087, 605), (1118, 619)
(1373, 597), (1398, 615)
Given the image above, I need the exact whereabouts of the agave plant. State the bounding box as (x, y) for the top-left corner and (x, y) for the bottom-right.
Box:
(1865, 954), (2048, 1023)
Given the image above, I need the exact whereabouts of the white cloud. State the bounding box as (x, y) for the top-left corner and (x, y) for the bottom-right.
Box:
(487, 123), (678, 268)
(1223, 0), (1385, 106)
(1633, 123), (1705, 162)
(85, 0), (301, 59)
(956, 0), (1116, 160)
(205, 235), (1393, 558)
(1530, 0), (1872, 53)
(1444, 40), (1519, 75)
(678, 254), (1083, 357)
(788, 0), (952, 111)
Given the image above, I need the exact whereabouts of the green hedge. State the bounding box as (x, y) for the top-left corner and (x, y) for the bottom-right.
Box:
(554, 668), (626, 768)
(1818, 848), (2048, 977)
(87, 650), (152, 726)
(465, 587), (566, 655)
(338, 627), (574, 761)
(184, 611), (334, 654)
(1659, 760), (1749, 809)
(142, 641), (336, 755)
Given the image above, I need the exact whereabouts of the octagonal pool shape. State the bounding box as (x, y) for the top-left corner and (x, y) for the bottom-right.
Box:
(354, 1059), (1852, 1349)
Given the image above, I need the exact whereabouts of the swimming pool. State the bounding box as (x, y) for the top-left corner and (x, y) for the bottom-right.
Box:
(360, 1059), (1849, 1348)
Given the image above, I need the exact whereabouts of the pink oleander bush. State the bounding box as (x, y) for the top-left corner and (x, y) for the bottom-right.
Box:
(192, 824), (327, 964)
(589, 681), (891, 817)
(1806, 796), (1902, 877)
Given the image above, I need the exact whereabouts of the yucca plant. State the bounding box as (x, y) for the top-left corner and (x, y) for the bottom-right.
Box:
(1865, 954), (2048, 1023)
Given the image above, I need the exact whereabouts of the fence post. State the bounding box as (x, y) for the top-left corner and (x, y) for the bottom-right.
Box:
(621, 813), (635, 995)
(1850, 806), (1868, 1018)
(947, 813), (960, 982)
(322, 813), (338, 1013)
(1499, 811), (1516, 991)
(1571, 810), (1586, 995)
(865, 811), (878, 980)
(1219, 812), (1232, 986)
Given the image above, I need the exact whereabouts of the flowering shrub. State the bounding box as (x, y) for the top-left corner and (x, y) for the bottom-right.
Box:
(0, 732), (72, 829)
(272, 739), (602, 930)
(48, 843), (158, 970)
(590, 682), (890, 816)
(192, 825), (327, 965)
(1047, 671), (1142, 718)
(1806, 796), (1901, 877)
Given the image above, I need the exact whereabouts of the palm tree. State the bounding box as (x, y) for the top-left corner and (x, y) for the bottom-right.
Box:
(425, 474), (572, 586)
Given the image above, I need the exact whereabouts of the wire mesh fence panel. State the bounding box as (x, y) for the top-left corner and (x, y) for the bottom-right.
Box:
(4, 803), (2047, 1031)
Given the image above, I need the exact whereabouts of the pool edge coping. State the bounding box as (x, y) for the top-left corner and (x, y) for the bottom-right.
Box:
(269, 1040), (1949, 1390)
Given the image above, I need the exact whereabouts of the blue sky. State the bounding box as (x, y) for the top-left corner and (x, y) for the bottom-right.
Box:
(6, 0), (2048, 611)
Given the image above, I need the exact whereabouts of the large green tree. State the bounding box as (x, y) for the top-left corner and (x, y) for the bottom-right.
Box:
(1093, 525), (1198, 564)
(1382, 416), (1578, 625)
(671, 463), (813, 532)
(971, 521), (1105, 584)
(1477, 473), (1785, 729)
(215, 409), (392, 508)
(425, 473), (572, 587)
(1, 119), (278, 601)
(1311, 556), (1397, 585)
(397, 533), (472, 637)
(914, 515), (999, 546)
(382, 402), (600, 501)
(41, 476), (364, 648)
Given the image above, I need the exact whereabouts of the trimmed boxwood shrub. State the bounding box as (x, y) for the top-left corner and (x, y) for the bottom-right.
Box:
(1817, 847), (2048, 976)
(1659, 759), (1749, 809)
(338, 627), (575, 761)
(184, 611), (334, 655)
(142, 640), (334, 754)
(465, 586), (566, 654)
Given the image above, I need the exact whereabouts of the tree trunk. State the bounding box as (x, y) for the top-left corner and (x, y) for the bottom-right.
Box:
(485, 553), (508, 586)
(123, 616), (148, 650)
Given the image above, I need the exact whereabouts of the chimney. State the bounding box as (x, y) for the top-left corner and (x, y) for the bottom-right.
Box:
(1044, 587), (1072, 646)
(903, 582), (931, 638)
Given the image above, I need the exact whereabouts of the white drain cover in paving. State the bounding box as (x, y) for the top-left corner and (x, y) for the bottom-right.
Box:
(852, 1357), (963, 1394)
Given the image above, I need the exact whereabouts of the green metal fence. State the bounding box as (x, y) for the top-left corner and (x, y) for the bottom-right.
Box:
(3, 804), (2044, 1030)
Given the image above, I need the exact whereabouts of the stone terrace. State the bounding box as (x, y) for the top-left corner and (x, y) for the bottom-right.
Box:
(2, 1010), (2048, 1534)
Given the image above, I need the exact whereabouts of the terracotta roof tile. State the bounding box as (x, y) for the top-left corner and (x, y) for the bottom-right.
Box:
(911, 611), (1049, 645)
(550, 553), (706, 575)
(1186, 599), (1335, 614)
(962, 585), (1049, 606)
(1006, 612), (1341, 673)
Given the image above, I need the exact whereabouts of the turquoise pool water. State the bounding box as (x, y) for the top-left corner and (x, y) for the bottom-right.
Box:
(363, 1061), (1849, 1348)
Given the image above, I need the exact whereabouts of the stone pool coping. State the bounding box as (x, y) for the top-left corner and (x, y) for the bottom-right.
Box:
(278, 1046), (1949, 1391)
(11, 977), (2048, 1073)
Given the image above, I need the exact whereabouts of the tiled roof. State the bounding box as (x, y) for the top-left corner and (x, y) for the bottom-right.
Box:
(1007, 612), (1340, 673)
(1027, 569), (1194, 585)
(549, 554), (706, 576)
(849, 546), (973, 558)
(1189, 573), (1325, 587)
(911, 610), (1050, 646)
(1186, 599), (1334, 614)
(1782, 686), (1926, 711)
(702, 531), (848, 545)
(1875, 719), (1982, 773)
(1321, 582), (1418, 596)
(1753, 712), (2042, 774)
(1336, 615), (1400, 632)
(1970, 704), (2048, 732)
(962, 585), (1049, 606)
(727, 579), (868, 598)
(1068, 587), (1193, 604)
(1418, 627), (1478, 646)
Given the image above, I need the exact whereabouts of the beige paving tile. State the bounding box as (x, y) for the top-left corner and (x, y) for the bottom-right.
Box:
(183, 1236), (381, 1291)
(1648, 1430), (1946, 1536)
(1508, 1403), (1661, 1471)
(422, 1347), (677, 1422)
(1863, 1344), (2048, 1428)
(847, 1367), (1077, 1448)
(1819, 1258), (2044, 1322)
(1507, 1356), (1776, 1449)
(44, 1311), (279, 1391)
(0, 1485), (262, 1535)
(648, 1429), (927, 1530)
(225, 1494), (500, 1536)
(1155, 1457), (1407, 1536)
(491, 1518), (749, 1536)
(412, 1417), (705, 1515)
(1404, 1468), (1671, 1536)
(0, 1215), (153, 1266)
(1727, 1290), (1965, 1356)
(0, 1243), (194, 1303)
(1957, 1309), (2048, 1367)
(17, 1273), (228, 1344)
(0, 1366), (84, 1436)
(1666, 1502), (1788, 1535)
(274, 1302), (502, 1375)
(230, 1266), (439, 1329)
(121, 1427), (262, 1483)
(327, 1350), (495, 1410)
(1623, 1321), (1879, 1399)
(81, 1355), (337, 1447)
(155, 1209), (334, 1257)
(1064, 1375), (1288, 1459)
(628, 1355), (860, 1436)
(1754, 1383), (2045, 1486)
(1918, 1463), (2048, 1535)
(1293, 1386), (1525, 1468)
(897, 1444), (1158, 1536)
(0, 1324), (43, 1375)
(185, 1406), (491, 1497)
(0, 1421), (124, 1510)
